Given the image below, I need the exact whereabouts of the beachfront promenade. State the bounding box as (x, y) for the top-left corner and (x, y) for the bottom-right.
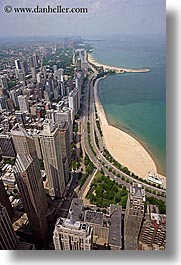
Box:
(79, 64), (166, 201)
(88, 54), (151, 73)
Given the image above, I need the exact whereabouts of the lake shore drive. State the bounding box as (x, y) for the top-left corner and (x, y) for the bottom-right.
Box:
(93, 74), (166, 189)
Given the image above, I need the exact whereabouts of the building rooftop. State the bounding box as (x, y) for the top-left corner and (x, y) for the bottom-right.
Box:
(130, 183), (145, 200)
(69, 89), (77, 98)
(11, 123), (31, 138)
(107, 205), (122, 248)
(84, 210), (104, 226)
(147, 204), (166, 225)
(56, 217), (90, 235)
(59, 121), (68, 131)
(68, 198), (84, 222)
(40, 119), (57, 134)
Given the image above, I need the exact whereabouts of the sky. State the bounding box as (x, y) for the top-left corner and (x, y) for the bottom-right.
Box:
(0, 0), (166, 38)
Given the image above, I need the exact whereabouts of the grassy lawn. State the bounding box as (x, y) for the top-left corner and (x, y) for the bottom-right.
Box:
(86, 171), (128, 208)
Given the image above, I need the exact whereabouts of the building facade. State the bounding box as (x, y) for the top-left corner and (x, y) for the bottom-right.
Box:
(138, 204), (166, 250)
(11, 125), (49, 247)
(14, 154), (49, 247)
(0, 204), (18, 250)
(17, 95), (29, 113)
(0, 132), (16, 158)
(68, 89), (78, 118)
(39, 120), (65, 198)
(124, 183), (145, 250)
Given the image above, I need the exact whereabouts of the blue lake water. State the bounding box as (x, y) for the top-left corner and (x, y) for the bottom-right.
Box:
(87, 36), (166, 175)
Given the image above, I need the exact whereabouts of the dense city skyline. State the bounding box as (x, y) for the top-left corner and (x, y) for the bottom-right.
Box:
(0, 0), (167, 251)
(0, 37), (166, 250)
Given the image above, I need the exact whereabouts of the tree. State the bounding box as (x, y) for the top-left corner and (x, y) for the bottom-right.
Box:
(121, 195), (128, 208)
(39, 159), (45, 170)
(115, 192), (123, 203)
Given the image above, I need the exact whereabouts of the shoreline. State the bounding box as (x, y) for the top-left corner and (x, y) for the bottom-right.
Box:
(88, 53), (151, 73)
(107, 116), (165, 176)
(93, 76), (166, 189)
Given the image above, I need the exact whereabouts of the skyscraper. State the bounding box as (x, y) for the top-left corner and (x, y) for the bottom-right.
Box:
(58, 122), (71, 184)
(11, 125), (49, 247)
(9, 88), (21, 108)
(18, 95), (29, 112)
(15, 59), (21, 70)
(5, 98), (15, 112)
(59, 122), (71, 163)
(20, 61), (29, 75)
(14, 154), (48, 247)
(32, 54), (39, 68)
(0, 76), (8, 90)
(124, 183), (145, 250)
(46, 107), (73, 142)
(39, 120), (65, 198)
(0, 204), (18, 250)
(18, 70), (25, 82)
(68, 89), (78, 119)
(76, 58), (81, 70)
(31, 67), (36, 81)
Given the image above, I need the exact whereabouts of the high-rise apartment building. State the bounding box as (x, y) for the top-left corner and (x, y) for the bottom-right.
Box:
(17, 95), (29, 112)
(138, 204), (166, 250)
(15, 111), (26, 125)
(53, 209), (93, 250)
(11, 124), (35, 158)
(68, 89), (78, 119)
(0, 204), (18, 250)
(46, 107), (73, 140)
(0, 95), (6, 110)
(32, 129), (43, 160)
(58, 122), (71, 184)
(18, 70), (25, 82)
(15, 59), (21, 70)
(75, 76), (81, 110)
(5, 98), (15, 112)
(11, 125), (49, 247)
(14, 154), (48, 247)
(124, 183), (145, 250)
(76, 58), (81, 70)
(31, 67), (36, 80)
(20, 61), (29, 75)
(39, 120), (65, 198)
(0, 76), (8, 90)
(59, 122), (71, 163)
(9, 88), (21, 108)
(32, 54), (39, 68)
(0, 178), (14, 220)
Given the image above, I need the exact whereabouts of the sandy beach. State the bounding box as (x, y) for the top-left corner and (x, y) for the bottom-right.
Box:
(94, 77), (166, 189)
(88, 53), (151, 73)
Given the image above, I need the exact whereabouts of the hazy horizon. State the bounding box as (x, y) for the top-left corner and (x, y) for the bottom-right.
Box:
(0, 0), (166, 38)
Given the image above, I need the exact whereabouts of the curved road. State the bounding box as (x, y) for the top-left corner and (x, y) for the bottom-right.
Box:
(79, 66), (166, 201)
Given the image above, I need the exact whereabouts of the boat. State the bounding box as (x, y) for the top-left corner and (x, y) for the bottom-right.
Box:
(147, 170), (162, 186)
